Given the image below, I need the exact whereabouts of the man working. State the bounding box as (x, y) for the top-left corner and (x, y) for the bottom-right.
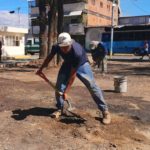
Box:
(36, 32), (111, 125)
(90, 41), (107, 73)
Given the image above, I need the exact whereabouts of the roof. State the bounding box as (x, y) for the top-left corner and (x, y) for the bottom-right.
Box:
(0, 25), (28, 34)
(120, 15), (150, 18)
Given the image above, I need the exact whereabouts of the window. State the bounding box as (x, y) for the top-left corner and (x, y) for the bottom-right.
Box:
(15, 36), (20, 46)
(102, 32), (136, 42)
(134, 32), (143, 41)
(100, 2), (103, 8)
(71, 18), (80, 23)
(34, 38), (39, 44)
(27, 40), (32, 45)
(5, 36), (20, 46)
(138, 17), (145, 24)
(99, 19), (101, 23)
(0, 36), (4, 44)
(107, 4), (110, 11)
(113, 32), (134, 41)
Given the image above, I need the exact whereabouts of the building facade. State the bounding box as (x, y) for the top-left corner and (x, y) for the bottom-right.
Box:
(0, 11), (28, 57)
(28, 0), (120, 49)
(0, 26), (28, 57)
(63, 0), (119, 33)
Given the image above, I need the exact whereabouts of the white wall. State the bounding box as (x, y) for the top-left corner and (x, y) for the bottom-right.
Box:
(2, 37), (25, 57)
(0, 26), (28, 57)
(2, 46), (25, 57)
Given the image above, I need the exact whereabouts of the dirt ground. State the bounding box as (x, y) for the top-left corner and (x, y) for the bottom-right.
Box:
(0, 57), (150, 150)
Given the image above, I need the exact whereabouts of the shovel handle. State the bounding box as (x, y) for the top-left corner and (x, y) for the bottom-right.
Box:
(38, 72), (63, 96)
(37, 72), (73, 111)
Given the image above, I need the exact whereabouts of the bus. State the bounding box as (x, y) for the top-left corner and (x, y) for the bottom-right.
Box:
(25, 37), (40, 55)
(101, 25), (150, 54)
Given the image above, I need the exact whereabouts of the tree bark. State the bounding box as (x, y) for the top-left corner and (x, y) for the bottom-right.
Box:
(39, 0), (47, 59)
(47, 0), (57, 66)
(38, 0), (64, 65)
(57, 0), (64, 34)
(56, 0), (64, 65)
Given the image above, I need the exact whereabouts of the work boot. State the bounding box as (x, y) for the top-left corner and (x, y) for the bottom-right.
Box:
(102, 111), (111, 125)
(51, 109), (62, 119)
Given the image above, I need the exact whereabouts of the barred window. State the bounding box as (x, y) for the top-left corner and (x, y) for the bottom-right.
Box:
(107, 4), (110, 11)
(5, 36), (20, 46)
(100, 2), (103, 8)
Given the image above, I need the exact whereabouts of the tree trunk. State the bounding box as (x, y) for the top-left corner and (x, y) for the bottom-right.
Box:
(38, 0), (64, 65)
(57, 0), (64, 34)
(47, 0), (57, 66)
(56, 0), (64, 65)
(39, 0), (47, 59)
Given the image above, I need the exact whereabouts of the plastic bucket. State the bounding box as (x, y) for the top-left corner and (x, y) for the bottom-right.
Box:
(114, 75), (127, 93)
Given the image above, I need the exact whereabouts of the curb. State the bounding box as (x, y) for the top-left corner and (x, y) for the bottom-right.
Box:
(0, 61), (30, 68)
(1, 55), (32, 61)
(14, 55), (32, 59)
(0, 59), (43, 69)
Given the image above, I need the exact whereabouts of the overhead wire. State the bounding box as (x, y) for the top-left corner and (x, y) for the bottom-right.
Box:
(129, 0), (150, 14)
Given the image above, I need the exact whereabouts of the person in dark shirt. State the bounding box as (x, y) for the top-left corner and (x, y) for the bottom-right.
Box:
(90, 41), (108, 73)
(141, 40), (150, 60)
(36, 32), (111, 125)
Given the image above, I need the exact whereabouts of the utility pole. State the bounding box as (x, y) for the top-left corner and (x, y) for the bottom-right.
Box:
(17, 7), (21, 26)
(110, 1), (116, 58)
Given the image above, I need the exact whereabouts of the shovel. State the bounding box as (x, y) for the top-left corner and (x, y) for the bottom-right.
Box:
(38, 72), (86, 121)
(37, 72), (73, 114)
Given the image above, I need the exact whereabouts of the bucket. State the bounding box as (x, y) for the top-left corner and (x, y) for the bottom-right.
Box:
(114, 75), (127, 93)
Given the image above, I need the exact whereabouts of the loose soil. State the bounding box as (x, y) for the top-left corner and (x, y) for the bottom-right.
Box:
(0, 57), (150, 150)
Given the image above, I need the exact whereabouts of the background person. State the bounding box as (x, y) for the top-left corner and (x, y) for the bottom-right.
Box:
(141, 40), (150, 60)
(36, 32), (111, 125)
(90, 41), (108, 73)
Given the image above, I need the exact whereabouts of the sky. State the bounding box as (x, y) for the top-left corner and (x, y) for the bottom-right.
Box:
(0, 0), (28, 28)
(120, 0), (150, 16)
(0, 0), (28, 14)
(0, 11), (28, 28)
(0, 0), (150, 16)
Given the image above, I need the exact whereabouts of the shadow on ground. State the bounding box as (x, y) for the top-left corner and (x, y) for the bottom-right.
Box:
(11, 107), (57, 120)
(11, 107), (86, 125)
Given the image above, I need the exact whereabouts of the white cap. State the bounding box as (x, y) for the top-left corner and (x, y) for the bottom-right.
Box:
(58, 32), (72, 47)
(89, 41), (99, 50)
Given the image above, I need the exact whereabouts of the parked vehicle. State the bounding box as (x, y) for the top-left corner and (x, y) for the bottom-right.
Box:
(133, 47), (149, 56)
(25, 37), (40, 55)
